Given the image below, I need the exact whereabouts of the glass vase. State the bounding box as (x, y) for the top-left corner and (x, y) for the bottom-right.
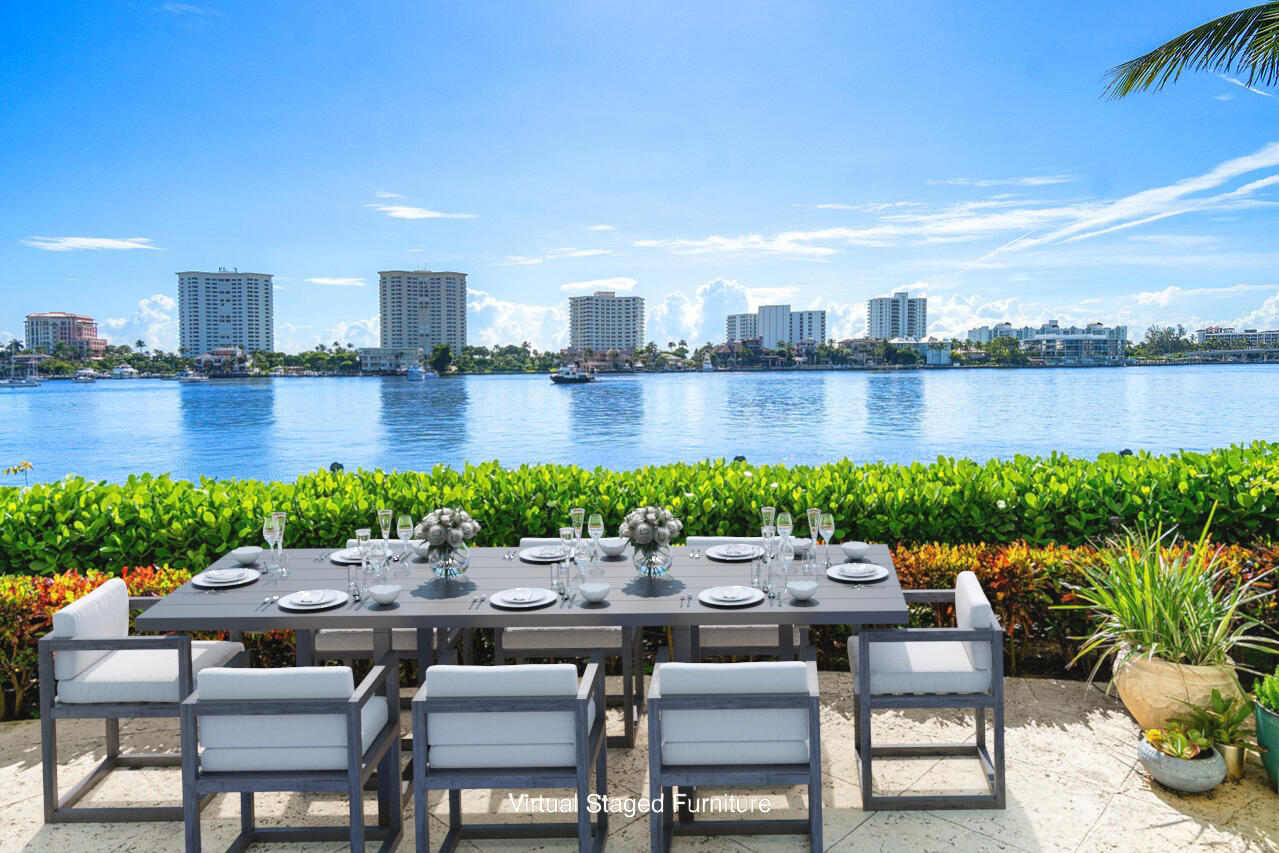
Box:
(428, 541), (470, 578)
(633, 543), (673, 577)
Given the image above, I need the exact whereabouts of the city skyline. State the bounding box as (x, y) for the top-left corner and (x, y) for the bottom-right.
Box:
(3, 2), (1278, 354)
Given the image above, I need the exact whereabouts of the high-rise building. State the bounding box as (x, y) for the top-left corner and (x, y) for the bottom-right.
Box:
(966, 322), (1038, 344)
(757, 305), (792, 349)
(568, 291), (645, 350)
(725, 312), (757, 342)
(23, 312), (107, 356)
(789, 309), (827, 344)
(378, 270), (468, 356)
(1023, 321), (1128, 364)
(177, 270), (274, 355)
(867, 291), (927, 340)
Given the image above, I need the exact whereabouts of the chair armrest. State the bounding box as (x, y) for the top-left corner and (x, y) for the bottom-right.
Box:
(648, 647), (671, 700)
(129, 595), (162, 612)
(184, 693), (351, 716)
(805, 660), (820, 699)
(350, 655), (394, 710)
(859, 627), (1003, 643)
(40, 634), (191, 653)
(577, 659), (604, 704)
(902, 589), (955, 604)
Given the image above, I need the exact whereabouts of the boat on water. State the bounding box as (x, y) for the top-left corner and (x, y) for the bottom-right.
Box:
(72, 368), (98, 383)
(702, 356), (715, 372)
(1, 360), (41, 388)
(110, 364), (140, 380)
(550, 364), (596, 384)
(176, 371), (208, 383)
(405, 365), (436, 381)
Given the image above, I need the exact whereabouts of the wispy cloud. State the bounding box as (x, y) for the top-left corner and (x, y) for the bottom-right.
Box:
(366, 204), (475, 220)
(1220, 74), (1274, 98)
(305, 277), (366, 287)
(1133, 283), (1277, 308)
(503, 248), (612, 266)
(373, 190), (404, 199)
(635, 234), (844, 257)
(586, 224), (615, 231)
(928, 175), (1075, 188)
(21, 236), (162, 252)
(560, 276), (637, 293)
(809, 201), (924, 212)
(158, 2), (221, 15)
(1215, 93), (1236, 101)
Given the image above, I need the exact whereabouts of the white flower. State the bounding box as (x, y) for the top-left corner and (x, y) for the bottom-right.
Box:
(635, 523), (654, 545)
(619, 523), (632, 538)
(425, 512), (439, 527)
(427, 524), (446, 545)
(645, 510), (657, 523)
(743, 471), (754, 477)
(996, 500), (1007, 510)
(447, 528), (463, 546)
(654, 526), (670, 544)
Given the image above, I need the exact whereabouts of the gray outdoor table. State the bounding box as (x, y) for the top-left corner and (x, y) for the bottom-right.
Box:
(136, 545), (909, 662)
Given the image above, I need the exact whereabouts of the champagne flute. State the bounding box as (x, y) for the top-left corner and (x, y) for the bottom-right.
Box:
(761, 506), (775, 528)
(396, 513), (414, 561)
(559, 525), (577, 567)
(820, 512), (835, 568)
(587, 512), (605, 573)
(759, 525), (775, 592)
(353, 528), (371, 598)
(377, 509), (393, 558)
(778, 536), (795, 598)
(272, 511), (289, 577)
(777, 511), (793, 540)
(806, 507), (821, 572)
(262, 515), (282, 574)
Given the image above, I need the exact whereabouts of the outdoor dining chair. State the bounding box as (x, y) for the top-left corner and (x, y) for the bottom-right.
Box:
(848, 569), (1005, 810)
(684, 536), (808, 659)
(38, 577), (246, 823)
(493, 536), (644, 746)
(411, 661), (608, 853)
(180, 660), (402, 853)
(646, 656), (822, 853)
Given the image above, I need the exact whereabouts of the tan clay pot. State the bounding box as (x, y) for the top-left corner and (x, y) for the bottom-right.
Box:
(1112, 650), (1243, 730)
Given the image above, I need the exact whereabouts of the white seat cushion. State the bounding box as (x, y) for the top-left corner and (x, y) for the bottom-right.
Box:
(697, 624), (802, 649)
(315, 627), (421, 654)
(424, 664), (593, 768)
(51, 578), (129, 680)
(656, 661), (810, 765)
(849, 639), (992, 695)
(57, 640), (243, 704)
(501, 626), (625, 651)
(955, 571), (996, 670)
(684, 536), (764, 547)
(196, 665), (392, 772)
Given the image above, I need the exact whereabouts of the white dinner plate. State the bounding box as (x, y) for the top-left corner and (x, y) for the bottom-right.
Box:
(518, 546), (569, 563)
(697, 586), (766, 608)
(191, 567), (260, 589)
(278, 589), (349, 611)
(826, 564), (890, 584)
(490, 587), (558, 609)
(329, 547), (364, 565)
(705, 543), (763, 562)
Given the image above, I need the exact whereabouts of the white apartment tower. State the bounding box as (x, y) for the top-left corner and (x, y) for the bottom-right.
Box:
(378, 270), (468, 355)
(867, 291), (927, 340)
(727, 305), (826, 346)
(568, 291), (645, 350)
(725, 312), (758, 341)
(789, 309), (827, 344)
(177, 270), (274, 355)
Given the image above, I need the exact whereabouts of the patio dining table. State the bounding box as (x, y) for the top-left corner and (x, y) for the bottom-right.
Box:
(135, 546), (910, 662)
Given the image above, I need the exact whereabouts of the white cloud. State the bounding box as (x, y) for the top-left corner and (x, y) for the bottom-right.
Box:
(635, 233), (843, 257)
(1220, 74), (1274, 98)
(21, 236), (162, 252)
(503, 248), (612, 265)
(468, 288), (568, 350)
(1133, 283), (1277, 308)
(366, 204), (475, 220)
(586, 224), (615, 231)
(327, 317), (380, 348)
(373, 190), (404, 198)
(276, 317), (379, 353)
(305, 277), (366, 287)
(928, 175), (1075, 188)
(100, 294), (178, 351)
(159, 2), (220, 15)
(1233, 293), (1279, 328)
(1215, 93), (1236, 101)
(809, 201), (924, 212)
(0, 329), (16, 344)
(560, 276), (637, 293)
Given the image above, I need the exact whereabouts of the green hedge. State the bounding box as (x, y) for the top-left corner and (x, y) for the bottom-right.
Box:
(2, 442), (1277, 574)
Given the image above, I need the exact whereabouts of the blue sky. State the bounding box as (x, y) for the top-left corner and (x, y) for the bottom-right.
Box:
(2, 1), (1277, 352)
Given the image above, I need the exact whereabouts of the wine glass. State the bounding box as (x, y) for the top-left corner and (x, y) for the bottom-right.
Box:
(587, 512), (605, 572)
(761, 506), (775, 528)
(820, 512), (835, 568)
(559, 525), (577, 565)
(262, 515), (282, 574)
(377, 509), (393, 558)
(570, 507), (585, 539)
(396, 513), (414, 561)
(353, 528), (371, 598)
(806, 508), (821, 572)
(777, 511), (793, 540)
(778, 536), (795, 597)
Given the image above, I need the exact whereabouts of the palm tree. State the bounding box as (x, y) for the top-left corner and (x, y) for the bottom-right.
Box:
(1104, 3), (1279, 97)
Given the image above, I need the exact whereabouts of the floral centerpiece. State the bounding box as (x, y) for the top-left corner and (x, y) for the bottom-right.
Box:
(619, 506), (682, 576)
(414, 508), (481, 577)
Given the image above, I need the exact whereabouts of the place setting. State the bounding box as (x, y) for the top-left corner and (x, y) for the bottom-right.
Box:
(190, 565), (262, 590)
(696, 584), (766, 608)
(826, 540), (890, 584)
(518, 544), (569, 563)
(488, 586), (560, 610)
(275, 588), (350, 612)
(704, 542), (763, 562)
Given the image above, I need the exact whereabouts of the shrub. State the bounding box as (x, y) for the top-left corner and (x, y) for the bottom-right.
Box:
(1, 442), (1277, 575)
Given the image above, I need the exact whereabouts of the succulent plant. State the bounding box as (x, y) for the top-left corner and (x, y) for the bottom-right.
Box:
(1145, 725), (1212, 760)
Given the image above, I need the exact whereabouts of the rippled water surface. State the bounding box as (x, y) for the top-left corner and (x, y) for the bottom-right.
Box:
(1, 366), (1275, 483)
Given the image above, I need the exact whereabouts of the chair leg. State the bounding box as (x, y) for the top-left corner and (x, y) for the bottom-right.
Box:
(993, 685), (1006, 808)
(349, 767), (366, 853)
(576, 759), (591, 853)
(412, 709), (428, 853)
(105, 718), (120, 758)
(240, 792), (254, 838)
(856, 692), (873, 811)
(975, 706), (987, 750)
(40, 712), (57, 824)
(595, 734), (608, 844)
(621, 629), (636, 748)
(648, 707), (663, 853)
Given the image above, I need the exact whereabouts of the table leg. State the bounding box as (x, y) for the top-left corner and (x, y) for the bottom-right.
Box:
(295, 629), (315, 666)
(780, 623), (796, 660)
(372, 628), (392, 661)
(672, 627), (693, 662)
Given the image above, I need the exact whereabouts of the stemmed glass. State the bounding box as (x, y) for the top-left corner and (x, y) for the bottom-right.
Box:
(396, 513), (414, 561)
(262, 514), (283, 575)
(761, 506), (775, 528)
(559, 526), (577, 566)
(806, 508), (821, 573)
(776, 511), (793, 540)
(777, 536), (795, 598)
(570, 507), (585, 545)
(377, 509), (393, 558)
(759, 525), (776, 593)
(587, 512), (605, 573)
(272, 512), (289, 577)
(352, 528), (371, 599)
(820, 513), (836, 569)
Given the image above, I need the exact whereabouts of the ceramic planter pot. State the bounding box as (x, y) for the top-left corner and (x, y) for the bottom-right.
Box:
(1112, 650), (1242, 730)
(1256, 701), (1279, 791)
(1218, 743), (1246, 782)
(1137, 736), (1226, 793)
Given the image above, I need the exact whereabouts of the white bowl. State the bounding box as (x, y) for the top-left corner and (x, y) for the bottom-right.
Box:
(597, 537), (628, 557)
(841, 541), (871, 561)
(231, 546), (262, 566)
(578, 582), (611, 603)
(787, 580), (818, 601)
(369, 584), (402, 605)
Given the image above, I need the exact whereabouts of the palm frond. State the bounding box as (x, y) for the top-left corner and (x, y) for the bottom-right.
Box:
(1104, 2), (1279, 98)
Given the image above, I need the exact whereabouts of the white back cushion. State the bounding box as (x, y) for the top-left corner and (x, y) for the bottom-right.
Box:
(52, 577), (129, 680)
(197, 666), (363, 752)
(684, 536), (764, 547)
(519, 537), (564, 548)
(658, 661), (809, 748)
(954, 571), (995, 670)
(198, 665), (354, 700)
(424, 664), (581, 747)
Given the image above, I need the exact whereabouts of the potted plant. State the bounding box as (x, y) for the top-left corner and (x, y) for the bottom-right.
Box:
(1255, 666), (1279, 790)
(1172, 689), (1257, 782)
(1061, 519), (1278, 730)
(1138, 724), (1227, 793)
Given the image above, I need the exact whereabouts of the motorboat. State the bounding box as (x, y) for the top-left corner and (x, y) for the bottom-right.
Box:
(72, 368), (98, 383)
(406, 365), (436, 381)
(702, 356), (715, 372)
(176, 371), (208, 383)
(550, 364), (595, 384)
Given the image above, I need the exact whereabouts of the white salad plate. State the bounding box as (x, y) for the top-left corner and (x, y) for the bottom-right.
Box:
(191, 567), (260, 589)
(826, 564), (890, 584)
(518, 546), (568, 563)
(278, 589), (349, 611)
(698, 586), (766, 608)
(705, 543), (764, 562)
(490, 587), (559, 609)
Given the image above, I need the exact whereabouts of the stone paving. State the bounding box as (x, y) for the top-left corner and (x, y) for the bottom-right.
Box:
(3, 675), (1275, 852)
